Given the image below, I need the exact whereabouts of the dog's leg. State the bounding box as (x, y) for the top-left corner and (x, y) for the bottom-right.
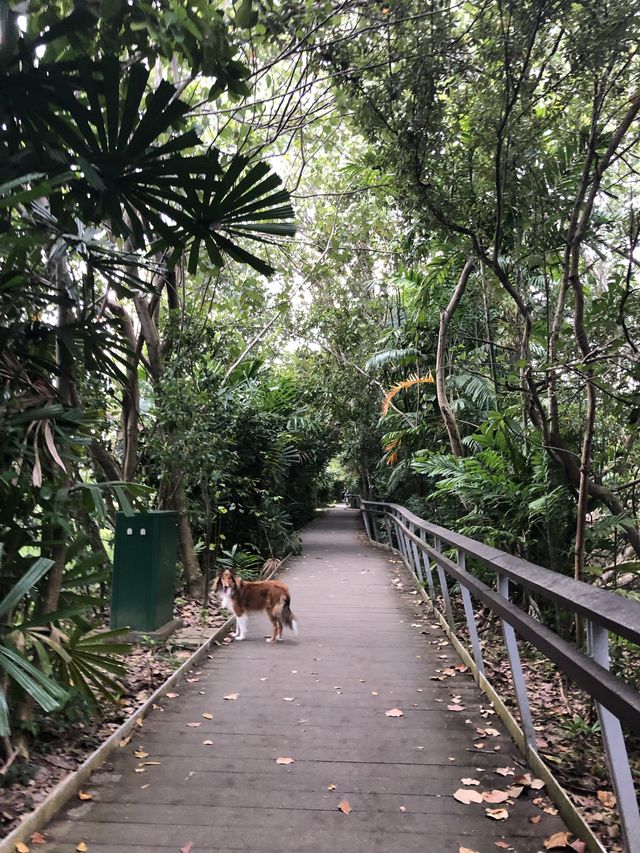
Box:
(235, 614), (248, 640)
(266, 609), (279, 643)
(276, 619), (284, 642)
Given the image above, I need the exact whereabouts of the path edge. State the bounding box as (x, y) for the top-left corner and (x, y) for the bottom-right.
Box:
(365, 535), (606, 853)
(0, 553), (294, 852)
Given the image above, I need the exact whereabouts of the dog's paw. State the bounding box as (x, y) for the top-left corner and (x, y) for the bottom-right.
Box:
(235, 635), (245, 641)
(265, 637), (273, 643)
(277, 637), (284, 642)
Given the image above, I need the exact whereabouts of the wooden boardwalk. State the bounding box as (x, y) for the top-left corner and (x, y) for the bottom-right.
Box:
(41, 507), (569, 852)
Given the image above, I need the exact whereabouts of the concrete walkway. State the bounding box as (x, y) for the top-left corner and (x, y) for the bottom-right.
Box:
(42, 507), (568, 852)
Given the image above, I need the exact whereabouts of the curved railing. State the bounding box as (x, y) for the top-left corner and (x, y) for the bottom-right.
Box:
(359, 499), (640, 853)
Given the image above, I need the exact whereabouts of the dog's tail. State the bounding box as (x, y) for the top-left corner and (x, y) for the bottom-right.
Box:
(281, 595), (299, 635)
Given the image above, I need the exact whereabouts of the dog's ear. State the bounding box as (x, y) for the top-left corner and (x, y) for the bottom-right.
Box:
(212, 575), (221, 592)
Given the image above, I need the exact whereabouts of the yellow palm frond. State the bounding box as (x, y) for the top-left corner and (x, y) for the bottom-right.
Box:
(381, 372), (434, 417)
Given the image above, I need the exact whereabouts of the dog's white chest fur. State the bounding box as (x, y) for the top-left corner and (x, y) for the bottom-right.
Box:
(219, 589), (235, 613)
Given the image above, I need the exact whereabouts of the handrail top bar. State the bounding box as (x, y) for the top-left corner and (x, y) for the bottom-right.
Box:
(361, 499), (640, 646)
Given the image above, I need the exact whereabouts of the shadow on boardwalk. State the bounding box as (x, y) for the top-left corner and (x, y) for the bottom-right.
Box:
(40, 507), (568, 852)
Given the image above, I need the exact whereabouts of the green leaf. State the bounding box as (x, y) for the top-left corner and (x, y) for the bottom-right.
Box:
(0, 557), (54, 619)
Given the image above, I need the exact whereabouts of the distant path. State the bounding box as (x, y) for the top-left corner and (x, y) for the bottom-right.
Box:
(42, 507), (568, 852)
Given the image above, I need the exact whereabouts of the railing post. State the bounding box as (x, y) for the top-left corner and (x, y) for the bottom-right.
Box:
(418, 529), (436, 602)
(434, 536), (455, 629)
(384, 513), (394, 549)
(496, 573), (536, 752)
(587, 621), (640, 853)
(361, 502), (373, 541)
(457, 550), (485, 676)
(410, 531), (424, 582)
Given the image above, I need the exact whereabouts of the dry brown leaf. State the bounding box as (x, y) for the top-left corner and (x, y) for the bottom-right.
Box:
(482, 790), (510, 804)
(180, 843), (194, 853)
(484, 727), (500, 737)
(224, 693), (239, 701)
(448, 704), (465, 711)
(495, 843), (510, 849)
(385, 708), (403, 717)
(118, 736), (131, 747)
(282, 697), (295, 702)
(529, 815), (542, 824)
(135, 717), (143, 727)
(459, 847), (480, 853)
(596, 790), (616, 808)
(186, 677), (200, 683)
(16, 843), (29, 853)
(399, 806), (406, 813)
(460, 778), (480, 786)
(327, 784), (336, 791)
(485, 807), (509, 820)
(134, 767), (145, 773)
(202, 713), (213, 720)
(142, 761), (160, 766)
(78, 791), (93, 801)
(76, 844), (88, 852)
(544, 832), (572, 850)
(569, 841), (587, 853)
(276, 756), (294, 765)
(186, 722), (201, 728)
(473, 741), (485, 749)
(202, 739), (213, 746)
(530, 777), (545, 790)
(166, 692), (179, 699)
(506, 786), (524, 799)
(338, 800), (352, 814)
(30, 834), (46, 845)
(133, 750), (149, 759)
(453, 788), (483, 804)
(496, 767), (514, 776)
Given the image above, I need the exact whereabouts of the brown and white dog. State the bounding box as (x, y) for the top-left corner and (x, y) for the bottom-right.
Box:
(213, 569), (298, 643)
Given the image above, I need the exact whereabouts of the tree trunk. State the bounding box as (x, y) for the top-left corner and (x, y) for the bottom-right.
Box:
(172, 474), (204, 597)
(436, 258), (475, 457)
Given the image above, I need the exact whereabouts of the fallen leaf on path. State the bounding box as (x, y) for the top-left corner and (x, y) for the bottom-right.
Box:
(186, 722), (201, 728)
(530, 778), (545, 790)
(485, 808), (509, 820)
(338, 800), (352, 814)
(166, 692), (179, 699)
(142, 761), (160, 766)
(135, 717), (143, 727)
(459, 847), (480, 853)
(496, 767), (514, 776)
(78, 791), (93, 801)
(30, 834), (46, 845)
(201, 713), (213, 720)
(544, 832), (572, 849)
(453, 788), (483, 804)
(224, 693), (239, 701)
(202, 740), (213, 746)
(119, 736), (131, 747)
(282, 697), (295, 702)
(385, 708), (403, 717)
(186, 677), (200, 683)
(448, 704), (465, 712)
(473, 741), (485, 749)
(327, 784), (336, 791)
(180, 843), (194, 853)
(495, 843), (510, 849)
(76, 844), (88, 852)
(596, 790), (616, 808)
(134, 767), (145, 773)
(371, 691), (379, 696)
(276, 757), (294, 765)
(134, 750), (149, 759)
(399, 806), (406, 812)
(16, 843), (29, 853)
(460, 778), (480, 786)
(529, 815), (542, 824)
(506, 786), (524, 799)
(483, 790), (510, 804)
(569, 842), (587, 853)
(140, 784), (150, 789)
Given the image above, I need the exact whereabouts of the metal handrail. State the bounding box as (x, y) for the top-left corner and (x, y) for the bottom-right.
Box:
(359, 498), (640, 853)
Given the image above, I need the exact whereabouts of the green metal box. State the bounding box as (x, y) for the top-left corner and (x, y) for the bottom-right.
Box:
(110, 511), (179, 632)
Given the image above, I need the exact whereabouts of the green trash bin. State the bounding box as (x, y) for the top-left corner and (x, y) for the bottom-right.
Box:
(110, 511), (179, 632)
